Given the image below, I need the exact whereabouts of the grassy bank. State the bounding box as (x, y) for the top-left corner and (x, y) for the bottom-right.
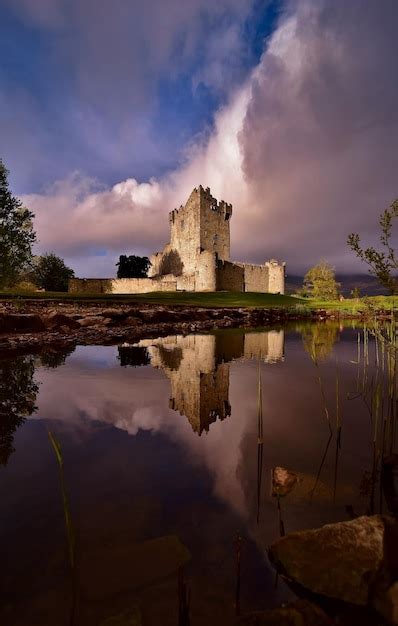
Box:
(0, 290), (299, 307)
(0, 290), (395, 312)
(301, 295), (396, 314)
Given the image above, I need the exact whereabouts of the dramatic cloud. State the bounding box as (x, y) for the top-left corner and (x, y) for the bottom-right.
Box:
(16, 0), (398, 274)
(239, 0), (398, 271)
(24, 88), (251, 275)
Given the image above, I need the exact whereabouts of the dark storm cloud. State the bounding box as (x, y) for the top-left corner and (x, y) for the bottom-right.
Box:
(237, 0), (398, 271)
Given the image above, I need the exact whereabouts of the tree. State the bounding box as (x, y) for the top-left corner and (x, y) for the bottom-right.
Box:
(302, 322), (340, 361)
(116, 255), (151, 278)
(33, 253), (75, 291)
(303, 260), (340, 300)
(347, 200), (398, 294)
(0, 355), (38, 466)
(0, 159), (36, 288)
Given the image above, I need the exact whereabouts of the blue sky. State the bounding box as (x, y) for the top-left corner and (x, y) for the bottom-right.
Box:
(1, 0), (281, 193)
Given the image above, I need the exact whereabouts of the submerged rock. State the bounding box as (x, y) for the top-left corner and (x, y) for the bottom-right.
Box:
(271, 467), (299, 498)
(236, 600), (332, 625)
(269, 515), (385, 605)
(80, 534), (190, 599)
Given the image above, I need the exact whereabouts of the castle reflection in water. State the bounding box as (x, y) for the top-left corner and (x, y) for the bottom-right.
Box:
(119, 330), (284, 435)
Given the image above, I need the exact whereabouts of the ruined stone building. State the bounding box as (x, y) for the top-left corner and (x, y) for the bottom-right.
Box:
(136, 330), (284, 435)
(69, 186), (285, 294)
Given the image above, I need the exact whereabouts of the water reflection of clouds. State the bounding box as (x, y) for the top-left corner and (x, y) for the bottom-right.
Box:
(33, 331), (284, 516)
(32, 328), (372, 523)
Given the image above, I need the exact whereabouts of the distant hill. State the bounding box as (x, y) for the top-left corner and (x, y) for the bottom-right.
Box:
(286, 274), (389, 297)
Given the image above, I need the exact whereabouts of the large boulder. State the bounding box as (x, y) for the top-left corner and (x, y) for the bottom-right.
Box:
(270, 515), (398, 623)
(270, 515), (384, 605)
(269, 515), (386, 605)
(272, 467), (298, 498)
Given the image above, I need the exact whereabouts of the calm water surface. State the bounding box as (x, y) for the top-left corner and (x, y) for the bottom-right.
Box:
(0, 323), (390, 625)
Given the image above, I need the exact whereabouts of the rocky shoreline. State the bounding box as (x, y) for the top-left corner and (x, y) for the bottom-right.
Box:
(0, 302), (287, 352)
(0, 300), (388, 353)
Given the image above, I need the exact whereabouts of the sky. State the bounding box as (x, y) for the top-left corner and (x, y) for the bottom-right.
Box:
(1, 0), (397, 276)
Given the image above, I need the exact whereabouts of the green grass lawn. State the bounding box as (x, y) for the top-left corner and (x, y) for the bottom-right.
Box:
(0, 289), (395, 312)
(0, 290), (300, 307)
(302, 295), (397, 313)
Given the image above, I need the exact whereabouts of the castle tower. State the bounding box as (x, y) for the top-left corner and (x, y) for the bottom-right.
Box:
(167, 186), (232, 274)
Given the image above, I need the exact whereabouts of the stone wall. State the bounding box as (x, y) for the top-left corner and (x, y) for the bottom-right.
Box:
(195, 250), (217, 291)
(176, 274), (195, 291)
(148, 251), (162, 277)
(169, 189), (201, 275)
(69, 276), (177, 294)
(69, 278), (113, 294)
(199, 186), (231, 261)
(266, 260), (286, 294)
(243, 264), (270, 293)
(216, 260), (244, 291)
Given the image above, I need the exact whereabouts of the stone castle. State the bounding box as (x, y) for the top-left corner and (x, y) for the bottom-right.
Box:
(69, 185), (285, 294)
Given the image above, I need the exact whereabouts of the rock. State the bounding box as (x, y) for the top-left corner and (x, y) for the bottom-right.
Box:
(136, 308), (179, 323)
(77, 316), (108, 327)
(370, 515), (398, 624)
(236, 600), (332, 625)
(269, 515), (386, 605)
(123, 316), (142, 326)
(0, 313), (46, 333)
(44, 312), (81, 330)
(100, 308), (127, 320)
(272, 467), (299, 497)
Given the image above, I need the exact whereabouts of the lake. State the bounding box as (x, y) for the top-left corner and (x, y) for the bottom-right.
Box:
(0, 322), (393, 625)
